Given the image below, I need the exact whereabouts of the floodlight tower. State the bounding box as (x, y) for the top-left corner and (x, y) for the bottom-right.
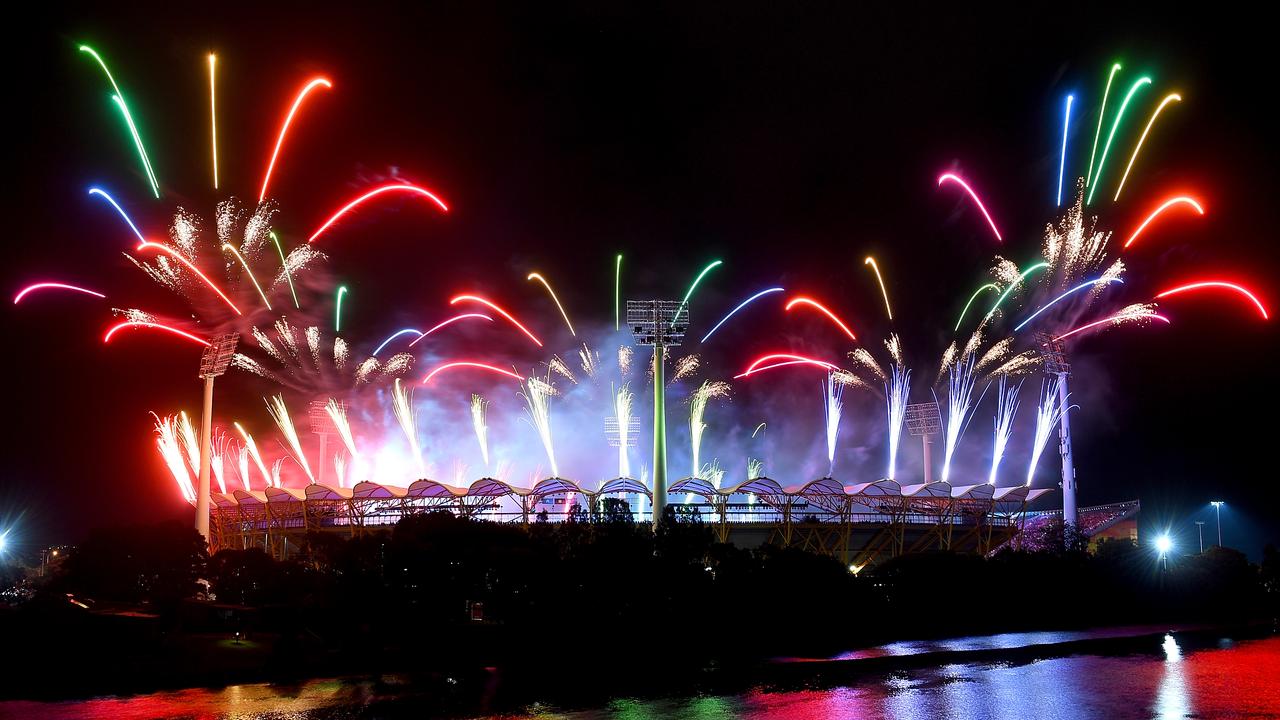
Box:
(606, 405), (639, 513)
(627, 299), (688, 527)
(1036, 332), (1076, 528)
(196, 333), (238, 546)
(308, 398), (338, 486)
(905, 401), (943, 484)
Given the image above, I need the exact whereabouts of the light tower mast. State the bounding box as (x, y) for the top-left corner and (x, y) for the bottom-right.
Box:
(1036, 332), (1076, 528)
(905, 401), (943, 484)
(308, 398), (338, 486)
(195, 333), (238, 547)
(627, 299), (688, 528)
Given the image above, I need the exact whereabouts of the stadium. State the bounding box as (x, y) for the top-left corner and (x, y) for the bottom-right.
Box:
(208, 474), (1139, 566)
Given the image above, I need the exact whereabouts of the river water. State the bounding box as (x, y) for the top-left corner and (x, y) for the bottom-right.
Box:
(4, 630), (1278, 719)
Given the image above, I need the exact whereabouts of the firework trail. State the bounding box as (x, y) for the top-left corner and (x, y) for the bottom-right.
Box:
(1087, 76), (1152, 204)
(234, 422), (273, 488)
(1026, 377), (1070, 486)
(1124, 196), (1206, 249)
(618, 346), (634, 376)
(154, 414), (196, 502)
(938, 172), (1002, 241)
(1044, 188), (1114, 285)
(700, 459), (725, 491)
(1113, 93), (1182, 201)
(700, 287), (785, 344)
(210, 433), (230, 494)
(823, 371), (844, 475)
(975, 337), (1014, 373)
(266, 394), (315, 483)
(885, 334), (904, 366)
(1055, 303), (1168, 341)
(271, 459), (285, 489)
(177, 411), (201, 471)
(988, 350), (1042, 378)
(547, 355), (578, 385)
(471, 394), (490, 469)
(237, 446), (252, 492)
(885, 366), (911, 481)
(392, 378), (426, 478)
(937, 341), (958, 381)
(689, 380), (731, 480)
(579, 344), (599, 380)
(78, 45), (160, 197)
(522, 377), (558, 477)
(940, 355), (978, 483)
(614, 384), (633, 478)
(527, 272), (576, 336)
(673, 259), (723, 327)
(325, 398), (359, 462)
(333, 455), (347, 488)
(670, 354), (701, 384)
(988, 376), (1021, 485)
(848, 348), (887, 382)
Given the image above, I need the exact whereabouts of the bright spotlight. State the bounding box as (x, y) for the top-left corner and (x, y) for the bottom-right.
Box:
(1155, 534), (1173, 555)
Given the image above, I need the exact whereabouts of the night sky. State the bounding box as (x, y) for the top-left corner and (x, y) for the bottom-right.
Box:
(5, 4), (1277, 558)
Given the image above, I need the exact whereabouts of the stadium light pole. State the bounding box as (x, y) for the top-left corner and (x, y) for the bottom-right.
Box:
(1210, 501), (1224, 547)
(196, 334), (238, 548)
(1194, 521), (1205, 554)
(628, 299), (687, 528)
(905, 402), (942, 484)
(1036, 333), (1076, 528)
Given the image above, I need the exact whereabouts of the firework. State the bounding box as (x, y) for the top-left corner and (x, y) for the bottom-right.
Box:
(234, 422), (273, 488)
(423, 361), (524, 383)
(335, 286), (348, 332)
(734, 353), (840, 379)
(1155, 281), (1270, 320)
(1086, 63), (1123, 187)
(940, 355), (978, 483)
(88, 187), (146, 244)
(673, 260), (723, 327)
(987, 350), (1042, 378)
(983, 262), (1049, 323)
(954, 283), (1001, 332)
(407, 313), (494, 347)
(471, 394), (490, 469)
(1026, 378), (1069, 486)
(614, 385), (633, 478)
(823, 371), (844, 475)
(260, 77), (333, 202)
(210, 432), (230, 494)
(689, 380), (730, 480)
(614, 254), (623, 331)
(864, 257), (894, 321)
(885, 334), (903, 366)
(78, 45), (160, 197)
(1056, 94), (1074, 207)
(618, 346), (633, 376)
(988, 376), (1021, 485)
(177, 411), (201, 471)
(237, 446), (252, 492)
(547, 355), (578, 384)
(1124, 196), (1205, 249)
(527, 272), (576, 336)
(266, 394), (315, 483)
(1113, 93), (1182, 201)
(885, 365), (910, 481)
(670, 354), (701, 384)
(578, 344), (600, 379)
(1014, 277), (1125, 332)
(786, 297), (858, 341)
(268, 231), (301, 309)
(333, 455), (347, 488)
(521, 377), (558, 477)
(747, 458), (764, 480)
(13, 282), (106, 304)
(154, 414), (195, 501)
(700, 459), (725, 490)
(325, 398), (359, 462)
(701, 287), (785, 344)
(392, 378), (426, 478)
(847, 348), (887, 382)
(1087, 76), (1152, 204)
(975, 337), (1013, 373)
(1055, 303), (1170, 341)
(307, 183), (448, 242)
(937, 173), (1002, 242)
(450, 295), (543, 347)
(373, 328), (423, 356)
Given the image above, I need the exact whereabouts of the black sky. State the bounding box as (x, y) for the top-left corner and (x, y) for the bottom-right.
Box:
(5, 3), (1277, 557)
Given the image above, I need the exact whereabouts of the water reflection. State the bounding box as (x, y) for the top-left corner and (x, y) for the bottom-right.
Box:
(1155, 633), (1190, 719)
(3, 634), (1277, 719)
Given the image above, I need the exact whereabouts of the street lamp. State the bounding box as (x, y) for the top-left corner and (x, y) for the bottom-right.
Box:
(1194, 521), (1205, 554)
(1155, 533), (1173, 570)
(1210, 501), (1224, 548)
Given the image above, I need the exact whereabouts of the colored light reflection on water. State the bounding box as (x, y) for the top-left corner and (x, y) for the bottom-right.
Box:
(3, 635), (1279, 719)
